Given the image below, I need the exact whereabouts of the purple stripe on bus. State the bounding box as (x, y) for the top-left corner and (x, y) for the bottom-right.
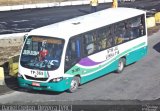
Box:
(78, 57), (103, 66)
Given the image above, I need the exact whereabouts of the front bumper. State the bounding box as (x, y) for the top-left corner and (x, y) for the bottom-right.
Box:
(17, 77), (72, 92)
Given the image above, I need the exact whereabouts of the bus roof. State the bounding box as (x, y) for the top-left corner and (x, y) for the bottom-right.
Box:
(29, 7), (146, 40)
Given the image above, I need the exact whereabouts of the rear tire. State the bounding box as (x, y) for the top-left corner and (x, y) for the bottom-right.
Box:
(116, 58), (125, 73)
(68, 76), (80, 93)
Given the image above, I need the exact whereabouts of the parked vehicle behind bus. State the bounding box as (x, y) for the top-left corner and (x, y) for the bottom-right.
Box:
(18, 7), (147, 93)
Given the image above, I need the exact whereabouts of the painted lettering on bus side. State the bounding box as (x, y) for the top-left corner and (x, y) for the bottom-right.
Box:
(72, 68), (80, 73)
(106, 46), (119, 60)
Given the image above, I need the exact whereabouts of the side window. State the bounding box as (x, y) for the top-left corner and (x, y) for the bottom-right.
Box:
(124, 15), (146, 40)
(128, 17), (141, 39)
(113, 14), (146, 45)
(124, 21), (132, 41)
(97, 26), (113, 51)
(65, 37), (81, 70)
(114, 22), (126, 45)
(84, 32), (97, 55)
(97, 29), (107, 50)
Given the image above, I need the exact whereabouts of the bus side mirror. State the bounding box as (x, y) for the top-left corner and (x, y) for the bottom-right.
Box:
(24, 34), (28, 42)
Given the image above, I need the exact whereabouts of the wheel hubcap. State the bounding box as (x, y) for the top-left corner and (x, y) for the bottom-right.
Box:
(71, 80), (78, 91)
(118, 60), (123, 71)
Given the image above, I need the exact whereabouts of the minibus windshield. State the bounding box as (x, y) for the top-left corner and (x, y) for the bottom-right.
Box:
(20, 36), (65, 70)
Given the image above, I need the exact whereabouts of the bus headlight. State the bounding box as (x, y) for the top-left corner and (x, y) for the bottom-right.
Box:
(51, 77), (63, 82)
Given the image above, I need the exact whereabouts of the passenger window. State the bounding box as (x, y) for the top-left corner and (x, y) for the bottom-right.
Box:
(114, 23), (126, 45)
(129, 17), (141, 39)
(97, 27), (113, 50)
(124, 15), (145, 40)
(106, 33), (113, 48)
(124, 22), (132, 41)
(97, 29), (107, 50)
(84, 33), (97, 55)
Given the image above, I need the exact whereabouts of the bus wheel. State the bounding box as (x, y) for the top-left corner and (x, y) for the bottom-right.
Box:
(68, 76), (80, 93)
(116, 58), (125, 73)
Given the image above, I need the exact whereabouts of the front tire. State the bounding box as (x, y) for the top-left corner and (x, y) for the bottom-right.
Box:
(116, 58), (125, 73)
(68, 76), (80, 93)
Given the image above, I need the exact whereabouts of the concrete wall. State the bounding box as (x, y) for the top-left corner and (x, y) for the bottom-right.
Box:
(0, 33), (25, 47)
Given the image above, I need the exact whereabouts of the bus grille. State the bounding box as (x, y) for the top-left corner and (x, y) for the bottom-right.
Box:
(24, 75), (48, 81)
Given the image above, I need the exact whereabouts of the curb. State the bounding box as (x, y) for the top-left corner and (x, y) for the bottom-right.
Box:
(0, 0), (112, 12)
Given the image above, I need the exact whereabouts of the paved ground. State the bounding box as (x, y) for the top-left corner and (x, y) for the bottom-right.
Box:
(0, 85), (12, 95)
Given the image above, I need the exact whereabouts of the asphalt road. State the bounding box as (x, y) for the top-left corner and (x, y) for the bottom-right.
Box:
(0, 0), (160, 34)
(0, 30), (160, 104)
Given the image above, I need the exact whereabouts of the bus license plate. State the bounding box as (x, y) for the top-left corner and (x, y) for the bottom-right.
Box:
(32, 82), (40, 87)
